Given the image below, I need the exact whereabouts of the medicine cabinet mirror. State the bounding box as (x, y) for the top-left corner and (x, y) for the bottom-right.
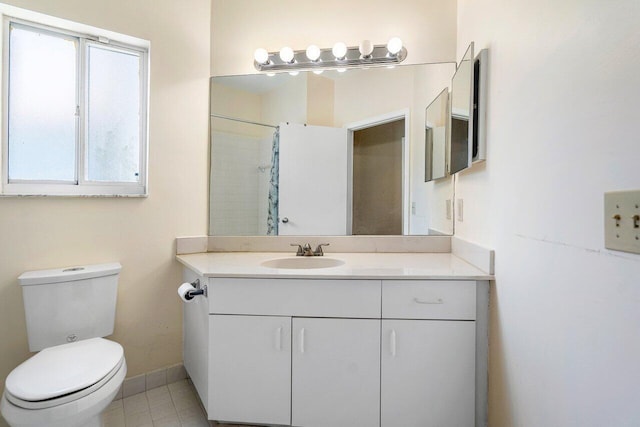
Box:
(448, 42), (488, 175)
(449, 43), (474, 175)
(424, 88), (449, 182)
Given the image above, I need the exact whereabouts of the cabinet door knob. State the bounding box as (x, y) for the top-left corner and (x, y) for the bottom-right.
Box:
(413, 297), (444, 305)
(390, 330), (397, 357)
(275, 327), (283, 351)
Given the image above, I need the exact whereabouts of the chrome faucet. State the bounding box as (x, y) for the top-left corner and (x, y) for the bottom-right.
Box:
(290, 243), (305, 256)
(313, 243), (330, 256)
(290, 243), (330, 256)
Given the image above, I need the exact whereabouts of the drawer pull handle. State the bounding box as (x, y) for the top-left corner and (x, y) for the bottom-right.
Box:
(300, 328), (305, 354)
(390, 330), (397, 357)
(413, 297), (444, 305)
(275, 327), (282, 351)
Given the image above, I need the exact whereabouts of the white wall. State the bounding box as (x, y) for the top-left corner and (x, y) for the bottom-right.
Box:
(455, 0), (640, 425)
(261, 76), (308, 126)
(0, 0), (210, 414)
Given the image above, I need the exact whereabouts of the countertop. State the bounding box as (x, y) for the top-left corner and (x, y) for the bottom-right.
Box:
(176, 252), (493, 280)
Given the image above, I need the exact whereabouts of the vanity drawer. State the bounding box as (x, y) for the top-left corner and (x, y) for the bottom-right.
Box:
(209, 278), (381, 318)
(382, 280), (476, 320)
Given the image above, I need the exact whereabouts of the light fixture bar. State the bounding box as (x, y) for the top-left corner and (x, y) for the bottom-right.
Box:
(254, 44), (408, 72)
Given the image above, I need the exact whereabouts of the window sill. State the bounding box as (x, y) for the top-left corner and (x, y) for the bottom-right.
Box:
(0, 193), (148, 198)
(0, 183), (148, 197)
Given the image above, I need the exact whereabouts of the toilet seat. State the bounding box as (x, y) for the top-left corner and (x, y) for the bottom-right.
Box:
(4, 338), (124, 410)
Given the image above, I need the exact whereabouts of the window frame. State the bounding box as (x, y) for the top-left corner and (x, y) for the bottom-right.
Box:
(0, 16), (149, 197)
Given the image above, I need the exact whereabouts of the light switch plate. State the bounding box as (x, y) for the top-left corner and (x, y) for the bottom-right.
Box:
(446, 199), (452, 220)
(457, 199), (464, 222)
(604, 190), (640, 254)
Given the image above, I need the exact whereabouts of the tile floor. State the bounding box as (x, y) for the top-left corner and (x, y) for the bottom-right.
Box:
(103, 379), (261, 427)
(103, 379), (209, 427)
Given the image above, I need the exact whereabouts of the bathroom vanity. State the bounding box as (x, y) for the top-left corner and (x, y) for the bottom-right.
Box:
(177, 250), (491, 427)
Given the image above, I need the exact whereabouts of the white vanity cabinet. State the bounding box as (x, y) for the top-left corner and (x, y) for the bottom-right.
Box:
(182, 271), (489, 427)
(380, 280), (485, 427)
(209, 314), (291, 425)
(291, 317), (381, 427)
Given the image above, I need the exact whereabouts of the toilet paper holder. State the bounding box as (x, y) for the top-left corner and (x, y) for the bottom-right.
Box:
(185, 279), (207, 300)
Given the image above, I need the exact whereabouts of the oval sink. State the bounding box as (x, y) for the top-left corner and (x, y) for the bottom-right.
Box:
(261, 257), (345, 270)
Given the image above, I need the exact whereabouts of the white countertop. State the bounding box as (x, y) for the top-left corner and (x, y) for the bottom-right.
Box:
(176, 252), (493, 280)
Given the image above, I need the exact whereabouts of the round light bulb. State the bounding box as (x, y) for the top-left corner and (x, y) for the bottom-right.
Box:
(306, 44), (321, 61)
(279, 46), (295, 63)
(313, 69), (324, 75)
(359, 40), (374, 58)
(332, 42), (347, 59)
(289, 70), (299, 76)
(266, 72), (276, 77)
(337, 68), (347, 73)
(387, 37), (403, 55)
(254, 48), (270, 65)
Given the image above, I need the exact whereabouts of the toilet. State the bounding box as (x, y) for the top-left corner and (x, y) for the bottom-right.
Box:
(1, 263), (127, 427)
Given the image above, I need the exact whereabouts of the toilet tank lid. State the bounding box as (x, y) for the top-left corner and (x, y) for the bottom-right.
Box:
(18, 262), (122, 286)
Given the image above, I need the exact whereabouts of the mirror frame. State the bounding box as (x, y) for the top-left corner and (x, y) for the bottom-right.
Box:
(424, 87), (450, 183)
(449, 42), (475, 175)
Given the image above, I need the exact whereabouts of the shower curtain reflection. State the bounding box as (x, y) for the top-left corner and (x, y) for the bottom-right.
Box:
(267, 129), (279, 235)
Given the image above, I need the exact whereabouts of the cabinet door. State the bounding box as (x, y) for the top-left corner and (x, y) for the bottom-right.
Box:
(381, 320), (476, 427)
(209, 315), (291, 425)
(292, 318), (380, 427)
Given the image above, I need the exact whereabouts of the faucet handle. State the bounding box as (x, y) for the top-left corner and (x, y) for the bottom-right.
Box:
(290, 243), (304, 256)
(314, 243), (330, 256)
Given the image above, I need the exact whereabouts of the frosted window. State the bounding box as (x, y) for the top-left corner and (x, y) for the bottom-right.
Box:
(8, 25), (77, 181)
(2, 19), (148, 196)
(87, 46), (141, 182)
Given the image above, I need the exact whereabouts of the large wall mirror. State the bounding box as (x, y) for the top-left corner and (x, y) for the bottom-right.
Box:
(209, 62), (456, 236)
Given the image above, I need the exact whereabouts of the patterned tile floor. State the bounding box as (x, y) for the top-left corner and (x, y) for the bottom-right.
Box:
(103, 379), (262, 427)
(103, 379), (209, 427)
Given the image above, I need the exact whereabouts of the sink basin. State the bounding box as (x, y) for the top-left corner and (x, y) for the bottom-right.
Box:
(261, 257), (345, 269)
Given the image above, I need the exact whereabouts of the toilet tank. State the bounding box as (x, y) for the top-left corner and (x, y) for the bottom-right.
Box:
(18, 263), (122, 351)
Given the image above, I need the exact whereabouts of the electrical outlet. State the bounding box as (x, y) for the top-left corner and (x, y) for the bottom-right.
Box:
(457, 199), (464, 222)
(446, 199), (452, 220)
(604, 190), (640, 254)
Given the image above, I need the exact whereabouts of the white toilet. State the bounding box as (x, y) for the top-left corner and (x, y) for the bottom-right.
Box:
(1, 263), (127, 427)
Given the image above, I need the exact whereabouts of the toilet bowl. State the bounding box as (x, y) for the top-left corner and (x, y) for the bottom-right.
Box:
(1, 338), (126, 427)
(0, 263), (126, 427)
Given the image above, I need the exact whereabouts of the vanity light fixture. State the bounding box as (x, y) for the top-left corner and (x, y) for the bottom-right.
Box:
(254, 48), (270, 65)
(279, 46), (295, 63)
(332, 42), (348, 60)
(359, 39), (374, 58)
(386, 37), (403, 56)
(253, 37), (407, 73)
(306, 44), (321, 62)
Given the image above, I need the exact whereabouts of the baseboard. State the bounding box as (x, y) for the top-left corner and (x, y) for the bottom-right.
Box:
(118, 363), (188, 399)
